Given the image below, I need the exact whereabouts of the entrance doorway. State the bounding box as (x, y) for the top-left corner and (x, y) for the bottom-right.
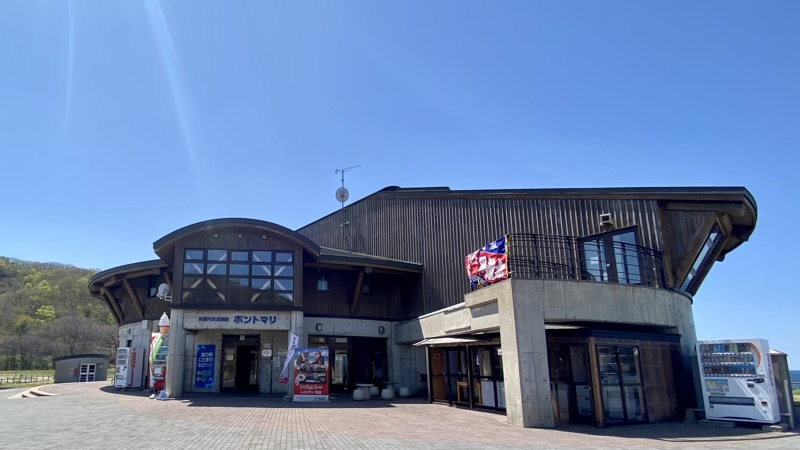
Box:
(430, 347), (469, 405)
(222, 335), (259, 392)
(597, 345), (647, 424)
(307, 336), (387, 393)
(548, 344), (594, 424)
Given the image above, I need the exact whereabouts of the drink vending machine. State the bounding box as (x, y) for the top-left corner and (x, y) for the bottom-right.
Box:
(114, 347), (144, 389)
(697, 338), (779, 423)
(149, 333), (169, 391)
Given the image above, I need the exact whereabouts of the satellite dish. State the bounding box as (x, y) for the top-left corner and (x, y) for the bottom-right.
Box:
(156, 283), (171, 301)
(335, 187), (349, 203)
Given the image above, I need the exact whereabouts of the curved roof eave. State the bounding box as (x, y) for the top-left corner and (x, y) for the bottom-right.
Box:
(88, 259), (167, 288)
(153, 218), (321, 260)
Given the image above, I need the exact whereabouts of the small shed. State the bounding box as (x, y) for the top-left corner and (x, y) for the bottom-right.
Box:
(770, 349), (796, 429)
(53, 354), (109, 383)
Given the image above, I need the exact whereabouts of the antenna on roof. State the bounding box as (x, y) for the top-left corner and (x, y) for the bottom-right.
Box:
(334, 165), (361, 251)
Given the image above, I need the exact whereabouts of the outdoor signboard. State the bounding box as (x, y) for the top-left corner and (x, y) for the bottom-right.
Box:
(195, 345), (215, 389)
(292, 348), (329, 402)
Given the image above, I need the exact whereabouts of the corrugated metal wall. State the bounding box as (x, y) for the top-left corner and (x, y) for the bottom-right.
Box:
(299, 194), (664, 316)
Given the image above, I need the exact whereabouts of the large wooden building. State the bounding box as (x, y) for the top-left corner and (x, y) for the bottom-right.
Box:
(88, 185), (756, 428)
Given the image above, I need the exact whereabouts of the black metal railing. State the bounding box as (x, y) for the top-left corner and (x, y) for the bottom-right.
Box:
(504, 233), (667, 289)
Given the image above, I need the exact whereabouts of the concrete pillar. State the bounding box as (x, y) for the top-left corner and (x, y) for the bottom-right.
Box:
(498, 281), (555, 428)
(165, 309), (185, 398)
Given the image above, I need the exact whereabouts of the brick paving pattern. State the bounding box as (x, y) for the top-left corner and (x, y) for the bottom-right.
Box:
(0, 381), (797, 449)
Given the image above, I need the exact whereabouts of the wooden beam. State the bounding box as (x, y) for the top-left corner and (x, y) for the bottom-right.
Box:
(98, 295), (121, 324)
(122, 278), (145, 319)
(350, 270), (365, 316)
(673, 216), (718, 287)
(163, 271), (173, 289)
(102, 287), (125, 324)
(588, 338), (604, 428)
(663, 202), (747, 217)
(656, 204), (676, 288)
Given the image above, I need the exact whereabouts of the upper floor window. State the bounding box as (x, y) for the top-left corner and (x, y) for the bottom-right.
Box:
(680, 225), (722, 292)
(316, 274), (329, 292)
(580, 228), (642, 285)
(147, 275), (158, 298)
(182, 249), (295, 306)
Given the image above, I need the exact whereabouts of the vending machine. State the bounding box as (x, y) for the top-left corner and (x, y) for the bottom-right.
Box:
(149, 333), (169, 391)
(114, 347), (144, 389)
(697, 339), (779, 423)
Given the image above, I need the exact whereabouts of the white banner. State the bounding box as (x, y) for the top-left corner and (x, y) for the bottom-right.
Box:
(278, 332), (299, 383)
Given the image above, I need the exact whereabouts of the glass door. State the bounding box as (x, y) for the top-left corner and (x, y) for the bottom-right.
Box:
(597, 345), (647, 425)
(446, 348), (469, 405)
(580, 229), (641, 285)
(548, 344), (593, 424)
(471, 347), (504, 409)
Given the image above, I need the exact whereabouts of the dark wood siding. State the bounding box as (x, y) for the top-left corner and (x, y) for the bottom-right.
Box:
(299, 194), (664, 316)
(114, 276), (171, 325)
(172, 227), (305, 308)
(302, 269), (403, 320)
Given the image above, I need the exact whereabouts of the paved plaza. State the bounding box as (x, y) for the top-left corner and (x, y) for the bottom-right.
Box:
(1, 382), (798, 450)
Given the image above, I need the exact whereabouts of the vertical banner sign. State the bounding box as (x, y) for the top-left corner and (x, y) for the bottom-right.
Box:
(195, 345), (215, 389)
(278, 332), (299, 384)
(292, 348), (329, 402)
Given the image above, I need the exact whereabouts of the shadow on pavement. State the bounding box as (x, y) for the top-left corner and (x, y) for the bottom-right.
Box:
(98, 385), (428, 409)
(551, 422), (799, 443)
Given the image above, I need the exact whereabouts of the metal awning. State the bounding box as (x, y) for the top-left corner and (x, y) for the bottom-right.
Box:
(413, 337), (481, 347)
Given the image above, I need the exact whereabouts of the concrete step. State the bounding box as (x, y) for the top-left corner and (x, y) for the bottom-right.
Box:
(29, 388), (57, 397)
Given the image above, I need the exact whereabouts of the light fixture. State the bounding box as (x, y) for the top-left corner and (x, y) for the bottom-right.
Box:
(261, 234), (267, 240)
(315, 323), (323, 332)
(212, 232), (219, 238)
(378, 326), (385, 335)
(237, 233), (243, 238)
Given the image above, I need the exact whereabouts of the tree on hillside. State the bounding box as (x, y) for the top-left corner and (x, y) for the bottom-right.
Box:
(0, 257), (117, 370)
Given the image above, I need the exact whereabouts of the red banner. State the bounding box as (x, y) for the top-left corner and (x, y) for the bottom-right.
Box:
(292, 348), (329, 402)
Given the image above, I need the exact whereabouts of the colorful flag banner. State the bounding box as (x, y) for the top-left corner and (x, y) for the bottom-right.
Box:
(465, 236), (508, 288)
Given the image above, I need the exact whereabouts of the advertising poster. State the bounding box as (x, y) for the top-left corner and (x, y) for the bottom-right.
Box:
(292, 348), (329, 402)
(195, 345), (216, 389)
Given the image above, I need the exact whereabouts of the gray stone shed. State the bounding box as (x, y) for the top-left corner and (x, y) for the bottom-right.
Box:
(53, 354), (109, 383)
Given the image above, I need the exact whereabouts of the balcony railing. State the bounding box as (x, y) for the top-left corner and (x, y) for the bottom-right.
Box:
(505, 234), (667, 289)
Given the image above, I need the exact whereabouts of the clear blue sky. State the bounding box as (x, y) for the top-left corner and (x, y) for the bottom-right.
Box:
(1, 2), (798, 367)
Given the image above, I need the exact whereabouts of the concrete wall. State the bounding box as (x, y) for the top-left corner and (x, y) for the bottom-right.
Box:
(405, 279), (697, 428)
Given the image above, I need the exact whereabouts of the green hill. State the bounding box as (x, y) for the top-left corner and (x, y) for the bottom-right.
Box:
(0, 257), (117, 370)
